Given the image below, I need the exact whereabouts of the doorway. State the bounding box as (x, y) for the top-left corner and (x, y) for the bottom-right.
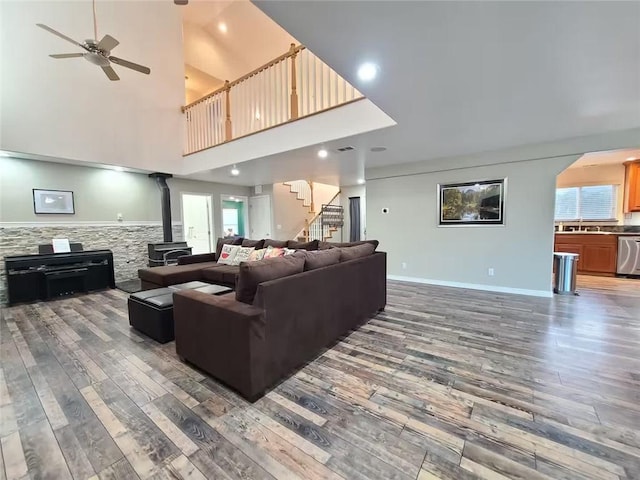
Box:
(181, 193), (213, 254)
(221, 195), (249, 238)
(249, 195), (273, 239)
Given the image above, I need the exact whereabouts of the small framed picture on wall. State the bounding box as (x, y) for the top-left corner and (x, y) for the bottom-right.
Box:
(33, 189), (75, 214)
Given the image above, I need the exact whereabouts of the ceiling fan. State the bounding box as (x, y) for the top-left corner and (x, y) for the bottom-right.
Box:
(37, 0), (150, 81)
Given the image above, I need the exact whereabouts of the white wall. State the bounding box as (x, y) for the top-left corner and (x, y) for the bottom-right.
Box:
(0, 157), (251, 239)
(367, 155), (578, 296)
(0, 1), (184, 173)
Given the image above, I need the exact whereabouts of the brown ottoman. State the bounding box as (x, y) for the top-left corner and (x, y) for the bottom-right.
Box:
(128, 282), (231, 343)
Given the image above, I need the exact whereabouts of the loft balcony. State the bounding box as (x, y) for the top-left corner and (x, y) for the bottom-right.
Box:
(182, 44), (365, 156)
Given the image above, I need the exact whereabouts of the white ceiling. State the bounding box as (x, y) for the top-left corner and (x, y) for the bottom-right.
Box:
(182, 0), (297, 83)
(571, 148), (640, 168)
(245, 0), (640, 183)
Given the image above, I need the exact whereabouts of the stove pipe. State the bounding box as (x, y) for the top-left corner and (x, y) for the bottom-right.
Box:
(149, 173), (173, 242)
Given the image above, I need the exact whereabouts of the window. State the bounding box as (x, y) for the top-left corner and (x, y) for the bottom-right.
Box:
(554, 185), (617, 221)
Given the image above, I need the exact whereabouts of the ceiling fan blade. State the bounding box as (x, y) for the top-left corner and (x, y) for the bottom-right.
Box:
(36, 24), (87, 50)
(49, 53), (84, 59)
(174, 0), (188, 5)
(102, 65), (120, 81)
(97, 34), (119, 53)
(109, 56), (150, 75)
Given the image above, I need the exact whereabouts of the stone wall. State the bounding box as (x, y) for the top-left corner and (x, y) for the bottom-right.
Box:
(0, 223), (182, 304)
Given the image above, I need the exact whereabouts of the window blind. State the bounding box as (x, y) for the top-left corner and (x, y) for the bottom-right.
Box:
(554, 185), (616, 221)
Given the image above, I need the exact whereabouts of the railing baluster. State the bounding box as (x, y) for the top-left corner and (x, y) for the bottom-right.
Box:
(289, 43), (299, 120)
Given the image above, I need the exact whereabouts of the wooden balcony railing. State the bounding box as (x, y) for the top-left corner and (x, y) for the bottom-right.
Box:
(182, 44), (364, 155)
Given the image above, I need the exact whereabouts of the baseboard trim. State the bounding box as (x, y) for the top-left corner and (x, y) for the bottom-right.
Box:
(0, 221), (183, 228)
(387, 274), (553, 298)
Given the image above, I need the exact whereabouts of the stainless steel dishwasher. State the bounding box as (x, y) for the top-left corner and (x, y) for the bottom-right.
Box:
(617, 236), (640, 275)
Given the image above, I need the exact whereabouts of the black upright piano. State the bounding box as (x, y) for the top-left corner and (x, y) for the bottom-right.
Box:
(4, 250), (115, 306)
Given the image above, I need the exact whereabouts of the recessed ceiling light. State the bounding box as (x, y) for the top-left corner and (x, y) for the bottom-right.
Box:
(627, 157), (637, 161)
(357, 62), (378, 82)
(317, 149), (328, 159)
(230, 166), (240, 176)
(370, 146), (386, 152)
(218, 22), (227, 33)
(357, 179), (365, 185)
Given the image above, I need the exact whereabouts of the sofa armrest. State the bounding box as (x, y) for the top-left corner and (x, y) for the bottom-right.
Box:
(177, 252), (217, 265)
(172, 290), (266, 400)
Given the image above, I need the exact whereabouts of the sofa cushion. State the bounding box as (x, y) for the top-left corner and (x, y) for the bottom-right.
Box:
(236, 255), (305, 304)
(177, 252), (217, 265)
(339, 243), (376, 262)
(242, 238), (265, 249)
(319, 240), (379, 250)
(138, 262), (219, 287)
(264, 239), (288, 248)
(287, 239), (319, 251)
(303, 248), (341, 271)
(201, 265), (240, 285)
(216, 236), (244, 259)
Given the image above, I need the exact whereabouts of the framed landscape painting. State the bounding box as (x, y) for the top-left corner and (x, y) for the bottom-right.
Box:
(33, 189), (75, 214)
(438, 179), (505, 226)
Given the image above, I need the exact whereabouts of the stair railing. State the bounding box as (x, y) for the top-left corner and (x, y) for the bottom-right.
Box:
(183, 44), (364, 155)
(298, 191), (342, 242)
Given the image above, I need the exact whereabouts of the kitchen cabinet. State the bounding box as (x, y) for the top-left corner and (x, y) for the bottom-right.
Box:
(554, 234), (617, 276)
(624, 161), (640, 212)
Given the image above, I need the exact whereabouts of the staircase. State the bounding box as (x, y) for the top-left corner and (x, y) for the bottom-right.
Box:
(299, 202), (344, 242)
(283, 180), (314, 212)
(281, 181), (342, 242)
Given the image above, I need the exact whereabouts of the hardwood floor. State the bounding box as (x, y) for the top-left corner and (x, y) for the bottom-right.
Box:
(1, 276), (639, 480)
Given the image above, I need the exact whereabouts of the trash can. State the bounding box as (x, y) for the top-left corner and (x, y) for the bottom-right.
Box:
(553, 252), (579, 295)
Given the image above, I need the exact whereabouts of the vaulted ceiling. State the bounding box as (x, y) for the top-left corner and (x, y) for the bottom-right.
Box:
(249, 0), (640, 179)
(182, 0), (297, 103)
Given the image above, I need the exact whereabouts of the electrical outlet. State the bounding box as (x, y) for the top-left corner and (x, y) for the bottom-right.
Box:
(402, 262), (407, 269)
(488, 268), (495, 276)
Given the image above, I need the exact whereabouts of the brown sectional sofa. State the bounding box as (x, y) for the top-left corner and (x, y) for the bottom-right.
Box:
(137, 237), (375, 291)
(172, 246), (386, 401)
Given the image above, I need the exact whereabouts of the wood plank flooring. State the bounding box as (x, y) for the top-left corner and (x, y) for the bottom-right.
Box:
(1, 275), (639, 480)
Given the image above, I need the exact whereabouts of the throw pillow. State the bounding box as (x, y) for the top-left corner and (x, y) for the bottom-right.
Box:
(217, 244), (240, 265)
(283, 248), (297, 256)
(248, 248), (266, 261)
(242, 239), (265, 249)
(236, 255), (305, 304)
(264, 239), (288, 249)
(339, 243), (376, 262)
(231, 246), (255, 265)
(263, 245), (285, 258)
(304, 248), (341, 270)
(216, 236), (244, 259)
(287, 239), (319, 251)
